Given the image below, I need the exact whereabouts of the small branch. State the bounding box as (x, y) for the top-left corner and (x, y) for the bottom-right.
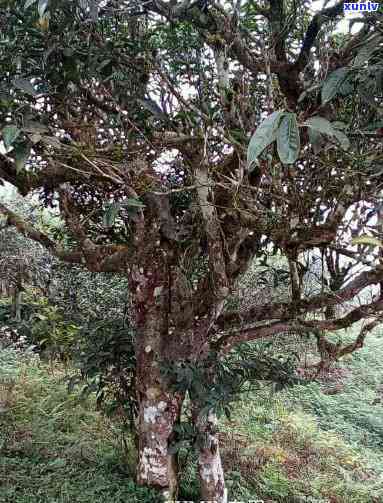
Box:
(302, 298), (383, 331)
(58, 184), (132, 272)
(217, 299), (383, 355)
(289, 257), (301, 304)
(216, 265), (383, 330)
(312, 315), (382, 372)
(294, 0), (344, 71)
(0, 203), (83, 264)
(269, 0), (287, 62)
(216, 320), (299, 354)
(194, 157), (229, 300)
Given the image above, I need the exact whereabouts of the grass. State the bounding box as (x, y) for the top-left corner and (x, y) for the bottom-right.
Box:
(220, 402), (382, 502)
(1, 326), (383, 502)
(0, 349), (156, 503)
(287, 338), (383, 452)
(216, 325), (383, 502)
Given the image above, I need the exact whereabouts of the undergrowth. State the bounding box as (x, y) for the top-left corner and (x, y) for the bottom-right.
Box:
(1, 326), (383, 502)
(216, 326), (383, 502)
(0, 349), (155, 503)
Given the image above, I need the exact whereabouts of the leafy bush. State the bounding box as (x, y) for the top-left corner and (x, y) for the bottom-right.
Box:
(68, 319), (138, 435)
(28, 300), (80, 360)
(1, 290), (80, 360)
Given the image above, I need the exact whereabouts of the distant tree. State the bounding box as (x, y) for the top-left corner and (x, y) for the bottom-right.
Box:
(0, 1), (382, 500)
(0, 194), (51, 319)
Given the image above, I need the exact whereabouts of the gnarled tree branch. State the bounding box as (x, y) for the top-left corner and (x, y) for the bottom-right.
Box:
(216, 266), (383, 331)
(0, 203), (83, 264)
(294, 0), (344, 72)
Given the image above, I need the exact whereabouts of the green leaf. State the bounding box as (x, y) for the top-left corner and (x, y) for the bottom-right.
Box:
(304, 116), (334, 135)
(13, 78), (38, 97)
(332, 121), (347, 130)
(224, 405), (231, 420)
(168, 441), (184, 455)
(247, 110), (285, 171)
(89, 0), (98, 21)
(98, 59), (112, 71)
(103, 202), (121, 227)
(353, 34), (382, 67)
(321, 68), (351, 104)
(137, 98), (168, 121)
(304, 116), (350, 150)
(297, 83), (322, 103)
(41, 135), (62, 148)
(124, 198), (145, 208)
(338, 77), (354, 96)
(375, 67), (383, 93)
(0, 214), (7, 228)
(38, 0), (48, 17)
(13, 144), (31, 173)
(352, 236), (383, 248)
(29, 133), (42, 145)
(366, 120), (383, 131)
(307, 128), (323, 154)
(24, 0), (37, 8)
(48, 457), (67, 468)
(332, 128), (350, 150)
(358, 83), (379, 109)
(276, 113), (300, 164)
(2, 125), (21, 148)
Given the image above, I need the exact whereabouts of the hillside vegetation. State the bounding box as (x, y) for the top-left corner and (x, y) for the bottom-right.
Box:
(1, 326), (382, 503)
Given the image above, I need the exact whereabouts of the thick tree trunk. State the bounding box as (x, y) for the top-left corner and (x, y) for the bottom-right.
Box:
(136, 387), (183, 500)
(130, 262), (185, 501)
(194, 409), (228, 503)
(135, 325), (183, 500)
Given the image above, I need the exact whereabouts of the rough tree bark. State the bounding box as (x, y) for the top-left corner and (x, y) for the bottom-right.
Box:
(136, 369), (183, 500)
(194, 407), (228, 503)
(129, 260), (185, 500)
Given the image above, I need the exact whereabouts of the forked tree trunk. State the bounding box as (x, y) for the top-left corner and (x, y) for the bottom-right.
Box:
(194, 408), (228, 503)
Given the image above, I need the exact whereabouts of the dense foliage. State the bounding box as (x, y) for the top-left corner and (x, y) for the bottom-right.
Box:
(1, 0), (383, 501)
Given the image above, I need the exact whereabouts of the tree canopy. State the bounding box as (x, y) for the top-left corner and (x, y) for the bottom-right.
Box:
(1, 1), (383, 501)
